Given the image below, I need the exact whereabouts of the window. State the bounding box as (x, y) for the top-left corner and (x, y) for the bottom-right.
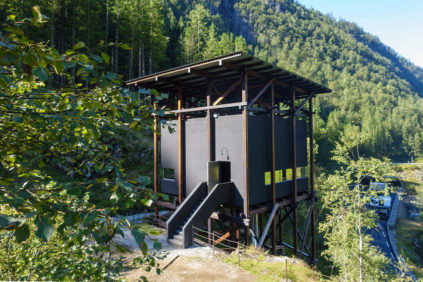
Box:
(163, 168), (175, 179)
(265, 170), (283, 185)
(275, 170), (283, 183)
(286, 168), (293, 180)
(265, 171), (271, 185)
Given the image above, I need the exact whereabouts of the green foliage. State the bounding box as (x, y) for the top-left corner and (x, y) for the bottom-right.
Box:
(0, 10), (163, 279)
(318, 146), (396, 280)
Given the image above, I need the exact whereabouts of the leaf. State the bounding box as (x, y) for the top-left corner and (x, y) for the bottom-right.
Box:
(120, 43), (131, 50)
(137, 176), (151, 186)
(35, 216), (54, 241)
(25, 211), (37, 218)
(101, 52), (110, 64)
(129, 121), (138, 128)
(0, 214), (25, 229)
(33, 66), (48, 81)
(131, 227), (146, 247)
(15, 224), (30, 242)
(113, 242), (131, 253)
(110, 191), (118, 203)
(145, 199), (153, 207)
(153, 240), (161, 250)
(32, 6), (42, 23)
(73, 41), (86, 50)
(83, 212), (98, 226)
(96, 178), (107, 183)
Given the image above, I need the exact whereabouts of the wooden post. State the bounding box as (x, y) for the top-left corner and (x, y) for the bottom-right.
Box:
(177, 83), (184, 204)
(291, 89), (298, 256)
(242, 72), (250, 245)
(309, 94), (316, 263)
(153, 98), (159, 219)
(207, 82), (213, 243)
(271, 81), (276, 254)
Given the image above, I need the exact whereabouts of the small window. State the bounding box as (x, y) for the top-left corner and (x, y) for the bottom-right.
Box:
(296, 168), (302, 178)
(265, 171), (271, 185)
(286, 169), (293, 180)
(163, 168), (175, 179)
(275, 170), (283, 183)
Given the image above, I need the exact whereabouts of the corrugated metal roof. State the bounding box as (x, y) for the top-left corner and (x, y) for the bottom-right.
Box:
(126, 52), (331, 99)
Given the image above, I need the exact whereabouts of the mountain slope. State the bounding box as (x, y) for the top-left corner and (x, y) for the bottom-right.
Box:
(203, 0), (423, 163)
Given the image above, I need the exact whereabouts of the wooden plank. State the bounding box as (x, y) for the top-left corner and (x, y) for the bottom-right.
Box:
(214, 232), (230, 245)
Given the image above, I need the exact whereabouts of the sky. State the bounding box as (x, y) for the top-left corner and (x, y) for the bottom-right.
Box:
(297, 0), (423, 67)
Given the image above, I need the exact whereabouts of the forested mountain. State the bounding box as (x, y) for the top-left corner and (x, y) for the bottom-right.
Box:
(2, 0), (422, 165)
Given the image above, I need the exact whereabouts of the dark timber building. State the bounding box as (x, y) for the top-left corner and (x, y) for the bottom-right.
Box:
(127, 52), (331, 263)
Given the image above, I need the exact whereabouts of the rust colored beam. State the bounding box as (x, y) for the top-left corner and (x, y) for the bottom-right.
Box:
(291, 89), (298, 256)
(207, 82), (214, 161)
(271, 81), (276, 254)
(177, 84), (184, 204)
(153, 100), (159, 219)
(214, 232), (230, 245)
(213, 77), (242, 105)
(309, 94), (316, 263)
(242, 71), (250, 245)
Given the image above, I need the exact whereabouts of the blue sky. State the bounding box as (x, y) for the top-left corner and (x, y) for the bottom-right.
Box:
(297, 0), (423, 67)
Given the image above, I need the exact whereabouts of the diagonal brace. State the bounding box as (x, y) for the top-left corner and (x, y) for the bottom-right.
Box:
(213, 78), (242, 105)
(257, 203), (279, 248)
(294, 93), (314, 116)
(247, 79), (273, 108)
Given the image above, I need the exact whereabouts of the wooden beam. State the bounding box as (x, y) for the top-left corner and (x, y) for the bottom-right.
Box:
(153, 100), (159, 219)
(309, 94), (316, 263)
(214, 232), (230, 245)
(242, 71), (250, 245)
(271, 81), (276, 254)
(247, 79), (273, 108)
(163, 102), (247, 115)
(213, 77), (242, 105)
(177, 84), (184, 204)
(222, 61), (307, 94)
(291, 89), (298, 256)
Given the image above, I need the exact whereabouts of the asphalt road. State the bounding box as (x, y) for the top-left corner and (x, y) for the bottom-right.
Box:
(368, 196), (399, 275)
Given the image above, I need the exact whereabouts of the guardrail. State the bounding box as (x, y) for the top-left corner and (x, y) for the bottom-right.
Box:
(386, 191), (417, 281)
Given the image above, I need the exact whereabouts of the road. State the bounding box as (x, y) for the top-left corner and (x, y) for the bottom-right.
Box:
(368, 219), (397, 273)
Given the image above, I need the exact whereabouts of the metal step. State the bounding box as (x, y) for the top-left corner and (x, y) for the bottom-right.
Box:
(174, 234), (183, 240)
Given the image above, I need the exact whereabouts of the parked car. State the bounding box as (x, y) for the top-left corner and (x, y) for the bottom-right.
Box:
(369, 182), (392, 219)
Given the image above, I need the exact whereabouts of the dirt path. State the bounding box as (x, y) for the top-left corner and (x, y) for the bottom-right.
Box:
(122, 250), (257, 281)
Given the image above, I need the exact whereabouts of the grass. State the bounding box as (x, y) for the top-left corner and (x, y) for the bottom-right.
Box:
(134, 223), (164, 236)
(224, 246), (323, 281)
(396, 219), (423, 279)
(394, 163), (423, 279)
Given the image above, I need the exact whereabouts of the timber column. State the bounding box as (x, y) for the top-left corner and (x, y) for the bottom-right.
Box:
(153, 97), (159, 218)
(309, 94), (316, 263)
(291, 89), (298, 256)
(177, 83), (184, 204)
(242, 71), (250, 245)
